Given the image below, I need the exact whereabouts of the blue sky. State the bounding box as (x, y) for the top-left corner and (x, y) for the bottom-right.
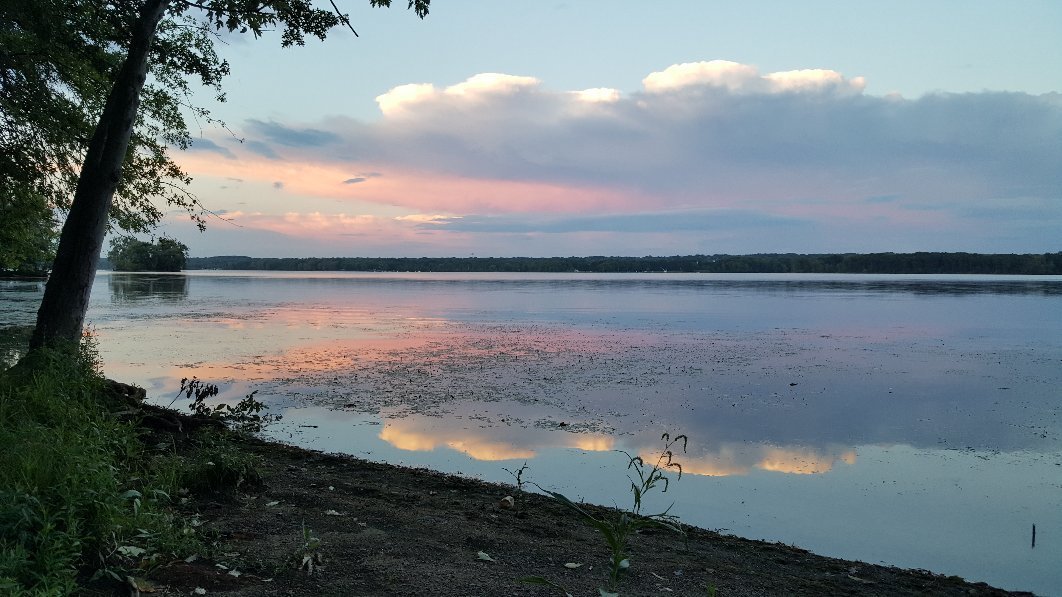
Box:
(168, 1), (1062, 257)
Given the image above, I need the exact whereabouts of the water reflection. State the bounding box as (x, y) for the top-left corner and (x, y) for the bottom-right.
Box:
(0, 281), (44, 367)
(79, 273), (1062, 461)
(380, 421), (537, 461)
(0, 280), (45, 327)
(0, 326), (32, 368)
(674, 444), (857, 477)
(377, 414), (615, 461)
(63, 271), (1061, 594)
(374, 412), (856, 476)
(226, 320), (1061, 458)
(108, 273), (188, 303)
(647, 277), (1062, 297)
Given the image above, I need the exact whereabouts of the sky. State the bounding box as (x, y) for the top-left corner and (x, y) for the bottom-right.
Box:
(162, 1), (1062, 258)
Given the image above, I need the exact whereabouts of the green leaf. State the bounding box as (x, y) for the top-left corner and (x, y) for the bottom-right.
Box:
(117, 545), (147, 558)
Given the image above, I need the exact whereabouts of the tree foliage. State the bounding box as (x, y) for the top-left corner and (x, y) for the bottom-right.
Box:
(0, 187), (57, 274)
(18, 0), (429, 348)
(1, 0), (431, 242)
(2, 0), (213, 236)
(108, 237), (189, 271)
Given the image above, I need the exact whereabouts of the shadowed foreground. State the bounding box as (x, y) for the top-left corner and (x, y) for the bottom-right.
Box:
(139, 436), (1030, 596)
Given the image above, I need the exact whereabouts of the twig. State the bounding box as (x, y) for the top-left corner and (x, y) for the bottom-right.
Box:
(329, 0), (359, 36)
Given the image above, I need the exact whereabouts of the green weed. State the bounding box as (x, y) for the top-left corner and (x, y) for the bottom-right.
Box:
(179, 377), (279, 433)
(525, 432), (688, 595)
(0, 340), (203, 593)
(174, 430), (263, 497)
(294, 523), (323, 575)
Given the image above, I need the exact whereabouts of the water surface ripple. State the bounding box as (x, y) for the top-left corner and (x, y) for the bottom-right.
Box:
(2, 271), (1060, 594)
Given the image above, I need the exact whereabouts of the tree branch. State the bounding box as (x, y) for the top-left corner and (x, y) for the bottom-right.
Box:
(329, 0), (359, 37)
(175, 0), (277, 20)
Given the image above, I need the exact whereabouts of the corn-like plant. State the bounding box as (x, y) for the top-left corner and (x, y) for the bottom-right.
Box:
(526, 433), (688, 595)
(294, 523), (323, 575)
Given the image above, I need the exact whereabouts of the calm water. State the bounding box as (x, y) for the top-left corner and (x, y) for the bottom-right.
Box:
(3, 271), (1061, 594)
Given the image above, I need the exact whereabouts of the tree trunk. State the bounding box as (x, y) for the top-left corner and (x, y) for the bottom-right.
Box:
(30, 0), (170, 349)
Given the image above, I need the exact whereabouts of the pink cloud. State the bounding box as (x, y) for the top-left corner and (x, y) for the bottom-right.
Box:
(176, 150), (650, 216)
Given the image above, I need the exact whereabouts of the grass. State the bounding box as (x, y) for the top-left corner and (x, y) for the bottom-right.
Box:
(173, 429), (263, 498)
(0, 339), (242, 594)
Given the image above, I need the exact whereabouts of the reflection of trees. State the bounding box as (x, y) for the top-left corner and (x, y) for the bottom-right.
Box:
(108, 273), (188, 303)
(0, 326), (32, 368)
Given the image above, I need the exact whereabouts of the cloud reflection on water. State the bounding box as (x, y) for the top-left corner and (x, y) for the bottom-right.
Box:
(370, 410), (855, 476)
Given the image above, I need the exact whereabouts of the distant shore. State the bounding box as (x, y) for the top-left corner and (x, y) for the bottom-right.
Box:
(169, 251), (1062, 275)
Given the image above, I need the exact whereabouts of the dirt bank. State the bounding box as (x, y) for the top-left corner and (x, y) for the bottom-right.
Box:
(131, 435), (1029, 597)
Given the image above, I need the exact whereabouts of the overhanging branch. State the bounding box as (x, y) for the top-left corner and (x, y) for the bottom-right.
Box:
(329, 0), (359, 37)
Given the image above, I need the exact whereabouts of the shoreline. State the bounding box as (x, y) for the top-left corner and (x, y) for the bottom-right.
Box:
(138, 429), (1034, 596)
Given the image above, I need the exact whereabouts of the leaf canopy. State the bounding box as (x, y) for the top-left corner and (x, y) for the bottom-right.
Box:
(0, 0), (429, 269)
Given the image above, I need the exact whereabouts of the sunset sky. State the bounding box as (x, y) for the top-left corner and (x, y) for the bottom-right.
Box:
(163, 1), (1062, 258)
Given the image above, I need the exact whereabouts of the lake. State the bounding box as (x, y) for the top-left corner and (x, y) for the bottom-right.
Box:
(3, 271), (1061, 594)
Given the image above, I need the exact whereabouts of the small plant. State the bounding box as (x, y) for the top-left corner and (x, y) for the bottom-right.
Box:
(294, 523), (322, 575)
(502, 461), (531, 493)
(175, 377), (279, 433)
(624, 433), (687, 523)
(172, 376), (218, 407)
(525, 433), (688, 595)
(178, 430), (263, 496)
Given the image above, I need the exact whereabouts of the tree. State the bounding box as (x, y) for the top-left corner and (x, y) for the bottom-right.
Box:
(1, 0), (223, 245)
(24, 0), (430, 349)
(0, 187), (57, 275)
(108, 237), (188, 271)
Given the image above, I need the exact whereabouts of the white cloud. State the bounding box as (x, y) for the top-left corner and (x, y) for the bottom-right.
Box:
(281, 212), (379, 230)
(197, 61), (1061, 252)
(358, 67), (1056, 211)
(642, 60), (759, 92)
(641, 60), (866, 96)
(376, 74), (542, 117)
(574, 87), (622, 103)
(376, 83), (436, 116)
(444, 73), (540, 97)
(394, 214), (456, 224)
(764, 69), (866, 95)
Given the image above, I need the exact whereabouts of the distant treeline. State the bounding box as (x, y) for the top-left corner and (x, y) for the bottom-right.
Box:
(184, 252), (1062, 275)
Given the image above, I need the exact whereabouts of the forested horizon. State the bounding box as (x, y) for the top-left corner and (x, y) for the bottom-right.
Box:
(166, 252), (1062, 275)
